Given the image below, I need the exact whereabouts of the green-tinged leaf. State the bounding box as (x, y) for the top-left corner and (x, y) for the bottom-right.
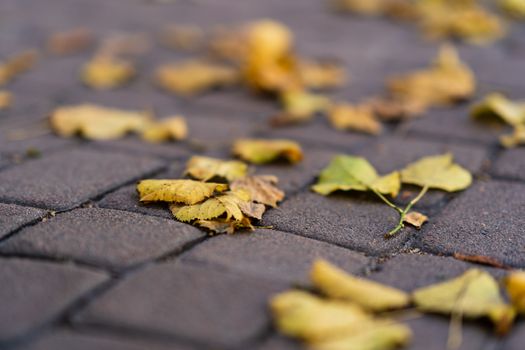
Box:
(400, 153), (472, 191)
(185, 156), (248, 182)
(471, 93), (525, 126)
(137, 179), (228, 204)
(312, 155), (400, 197)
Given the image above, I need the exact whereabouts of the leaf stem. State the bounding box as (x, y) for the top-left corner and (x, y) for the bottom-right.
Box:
(370, 188), (403, 214)
(385, 185), (429, 238)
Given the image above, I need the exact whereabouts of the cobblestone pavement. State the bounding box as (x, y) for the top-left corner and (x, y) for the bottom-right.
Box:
(1, 0), (525, 349)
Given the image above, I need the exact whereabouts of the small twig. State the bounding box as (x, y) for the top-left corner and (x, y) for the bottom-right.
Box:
(385, 185), (429, 238)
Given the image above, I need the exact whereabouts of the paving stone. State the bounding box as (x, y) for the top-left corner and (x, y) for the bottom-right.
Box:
(504, 322), (525, 350)
(262, 191), (413, 255)
(256, 334), (302, 350)
(91, 138), (190, 160)
(491, 148), (525, 182)
(0, 208), (205, 270)
(75, 262), (287, 348)
(0, 149), (165, 210)
(0, 258), (107, 342)
(20, 330), (190, 350)
(182, 229), (369, 284)
(0, 134), (77, 163)
(0, 203), (47, 240)
(417, 180), (525, 268)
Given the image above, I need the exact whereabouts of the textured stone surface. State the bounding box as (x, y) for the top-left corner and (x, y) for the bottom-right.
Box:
(492, 148), (525, 182)
(0, 149), (164, 210)
(417, 180), (525, 268)
(76, 262), (287, 348)
(262, 191), (413, 255)
(0, 258), (106, 342)
(505, 322), (525, 350)
(182, 229), (369, 284)
(0, 208), (205, 270)
(0, 203), (47, 240)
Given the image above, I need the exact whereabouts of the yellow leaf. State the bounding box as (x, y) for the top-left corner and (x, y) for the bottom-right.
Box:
(47, 28), (93, 55)
(0, 91), (13, 110)
(328, 103), (382, 135)
(500, 0), (525, 19)
(272, 90), (332, 126)
(311, 155), (400, 197)
(141, 116), (188, 143)
(297, 59), (347, 89)
(155, 59), (239, 96)
(311, 259), (410, 312)
(413, 269), (515, 334)
(0, 50), (38, 86)
(403, 211), (428, 229)
(185, 156), (248, 182)
(137, 179), (228, 204)
(232, 138), (303, 164)
(81, 55), (135, 89)
(500, 124), (525, 148)
(400, 153), (472, 192)
(230, 175), (284, 207)
(504, 271), (525, 314)
(471, 93), (525, 127)
(387, 45), (475, 108)
(50, 104), (151, 140)
(331, 0), (392, 16)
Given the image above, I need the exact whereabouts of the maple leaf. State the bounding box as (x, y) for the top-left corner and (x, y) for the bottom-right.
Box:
(50, 104), (151, 140)
(155, 59), (239, 96)
(230, 175), (284, 207)
(271, 90), (332, 126)
(81, 55), (135, 89)
(185, 156), (248, 182)
(141, 116), (188, 143)
(413, 269), (515, 335)
(0, 91), (12, 110)
(232, 138), (303, 164)
(504, 271), (525, 314)
(311, 259), (410, 312)
(47, 28), (93, 55)
(137, 179), (228, 204)
(400, 153), (472, 192)
(0, 50), (38, 86)
(403, 211), (428, 229)
(311, 155), (400, 197)
(387, 45), (475, 109)
(471, 93), (525, 127)
(328, 103), (383, 135)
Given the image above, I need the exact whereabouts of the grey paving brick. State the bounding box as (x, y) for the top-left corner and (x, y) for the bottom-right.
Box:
(0, 134), (77, 163)
(0, 208), (205, 270)
(492, 148), (525, 182)
(75, 262), (287, 348)
(182, 229), (369, 284)
(0, 203), (47, 240)
(0, 258), (106, 342)
(417, 180), (525, 268)
(262, 191), (413, 255)
(504, 322), (525, 350)
(0, 149), (165, 210)
(20, 330), (190, 350)
(91, 138), (190, 160)
(256, 334), (302, 350)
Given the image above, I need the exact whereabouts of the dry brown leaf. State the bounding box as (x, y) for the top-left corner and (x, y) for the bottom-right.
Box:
(47, 28), (94, 55)
(231, 175), (285, 207)
(81, 55), (135, 89)
(0, 91), (13, 110)
(328, 103), (382, 135)
(366, 97), (426, 121)
(0, 50), (38, 86)
(160, 24), (204, 51)
(233, 138), (303, 164)
(195, 217), (254, 235)
(141, 116), (188, 143)
(403, 211), (428, 229)
(137, 179), (228, 204)
(156, 60), (239, 96)
(453, 253), (508, 269)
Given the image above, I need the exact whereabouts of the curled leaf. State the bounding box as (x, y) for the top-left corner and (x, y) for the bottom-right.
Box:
(504, 271), (525, 314)
(311, 259), (410, 312)
(0, 50), (38, 86)
(141, 116), (188, 143)
(328, 103), (382, 135)
(50, 104), (151, 140)
(403, 211), (428, 229)
(0, 91), (13, 110)
(312, 155), (400, 197)
(471, 93), (525, 126)
(230, 175), (284, 207)
(185, 156), (248, 182)
(81, 55), (135, 89)
(400, 153), (472, 192)
(137, 179), (228, 204)
(232, 138), (303, 164)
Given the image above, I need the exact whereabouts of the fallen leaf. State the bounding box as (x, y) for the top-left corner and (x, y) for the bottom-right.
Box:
(137, 179), (228, 204)
(297, 59), (347, 89)
(232, 138), (303, 164)
(98, 32), (151, 57)
(500, 0), (525, 19)
(156, 59), (239, 96)
(0, 50), (38, 86)
(504, 271), (525, 314)
(50, 104), (151, 140)
(231, 175), (284, 207)
(328, 103), (382, 135)
(195, 217), (254, 234)
(311, 259), (410, 311)
(81, 55), (135, 89)
(47, 28), (93, 55)
(208, 24), (249, 63)
(311, 155), (400, 197)
(331, 0), (393, 16)
(500, 124), (525, 148)
(471, 93), (525, 127)
(0, 91), (13, 110)
(403, 211), (428, 229)
(271, 90), (331, 126)
(160, 24), (205, 51)
(141, 116), (188, 143)
(400, 153), (472, 192)
(366, 97), (426, 121)
(413, 268), (515, 334)
(185, 156), (248, 182)
(453, 253), (508, 269)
